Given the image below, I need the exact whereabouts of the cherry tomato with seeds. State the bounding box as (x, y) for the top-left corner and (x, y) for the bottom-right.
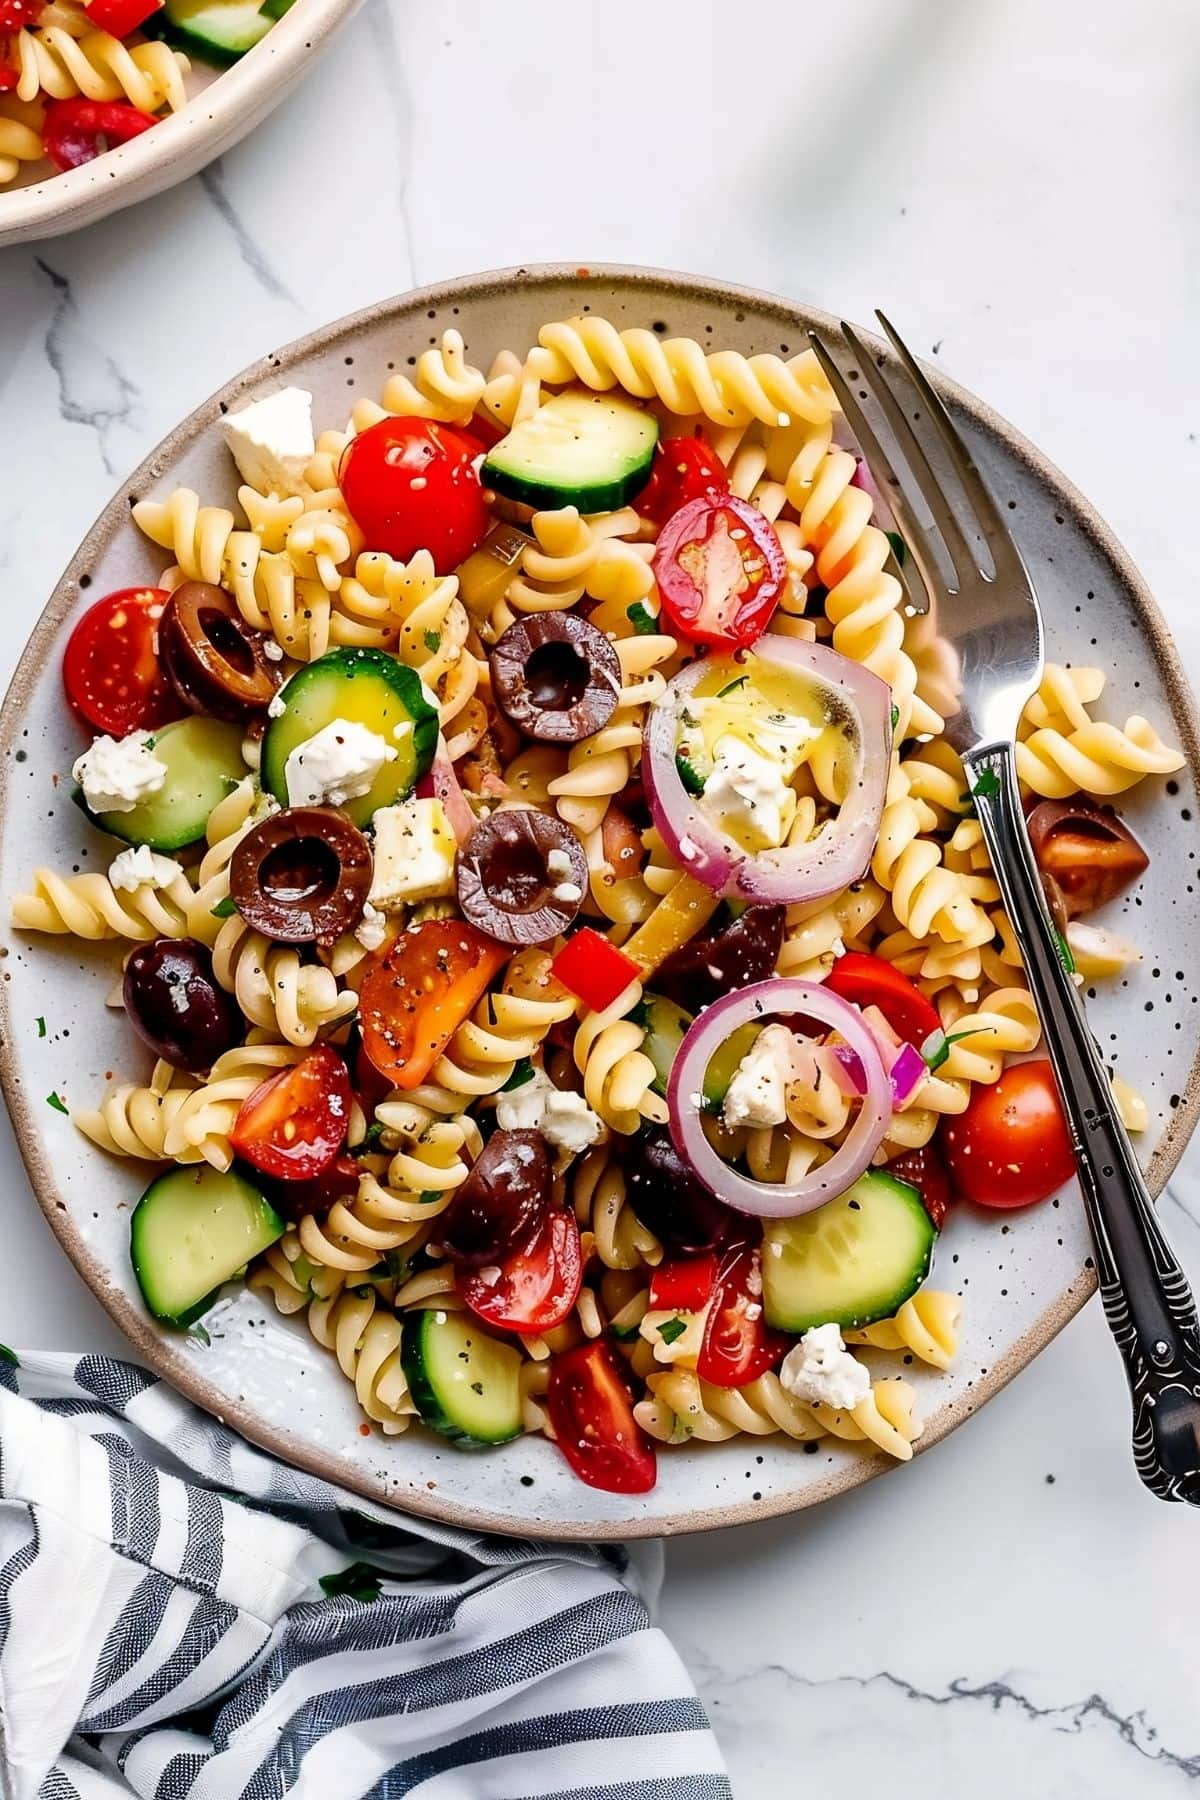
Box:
(696, 1232), (788, 1388)
(460, 1208), (583, 1334)
(339, 417), (489, 574)
(229, 1044), (352, 1182)
(63, 586), (181, 737)
(634, 435), (729, 529)
(653, 493), (787, 650)
(943, 1059), (1075, 1210)
(359, 918), (507, 1091)
(825, 952), (942, 1049)
(546, 1340), (657, 1493)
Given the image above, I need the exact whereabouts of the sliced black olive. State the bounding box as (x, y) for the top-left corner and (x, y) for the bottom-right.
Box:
(123, 936), (244, 1070)
(456, 809), (587, 945)
(489, 611), (622, 744)
(625, 1126), (731, 1252)
(655, 905), (785, 1012)
(231, 805), (372, 943)
(160, 581), (281, 721)
(438, 1128), (551, 1267)
(1026, 798), (1149, 919)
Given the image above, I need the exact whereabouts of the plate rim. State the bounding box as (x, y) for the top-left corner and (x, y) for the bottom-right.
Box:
(4, 260), (1199, 1539)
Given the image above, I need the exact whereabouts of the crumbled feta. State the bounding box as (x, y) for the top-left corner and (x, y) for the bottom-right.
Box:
(702, 734), (795, 849)
(745, 711), (821, 773)
(354, 901), (388, 952)
(722, 1023), (801, 1131)
(495, 1067), (603, 1157)
(73, 733), (167, 815)
(368, 797), (457, 910)
(284, 719), (396, 808)
(552, 881), (583, 904)
(267, 690), (287, 719)
(546, 847), (573, 879)
(779, 1323), (871, 1412)
(108, 845), (183, 892)
(223, 386), (315, 496)
(263, 639), (284, 663)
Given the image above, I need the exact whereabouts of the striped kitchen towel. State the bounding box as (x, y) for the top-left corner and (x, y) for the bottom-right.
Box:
(0, 1351), (731, 1800)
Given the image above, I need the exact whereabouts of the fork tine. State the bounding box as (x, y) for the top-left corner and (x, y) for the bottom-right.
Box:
(805, 332), (947, 610)
(839, 321), (978, 589)
(874, 310), (1024, 581)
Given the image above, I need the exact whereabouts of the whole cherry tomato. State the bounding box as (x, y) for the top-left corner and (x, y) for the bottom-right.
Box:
(546, 1341), (657, 1494)
(63, 587), (180, 736)
(229, 1044), (352, 1182)
(634, 435), (729, 528)
(943, 1060), (1075, 1209)
(460, 1208), (583, 1334)
(652, 494), (787, 650)
(339, 417), (489, 573)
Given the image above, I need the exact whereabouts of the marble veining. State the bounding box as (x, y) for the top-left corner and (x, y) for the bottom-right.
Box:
(199, 163), (300, 306)
(36, 258), (140, 477)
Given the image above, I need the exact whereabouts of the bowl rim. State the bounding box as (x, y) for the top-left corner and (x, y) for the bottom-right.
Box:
(4, 260), (1199, 1539)
(0, 0), (357, 244)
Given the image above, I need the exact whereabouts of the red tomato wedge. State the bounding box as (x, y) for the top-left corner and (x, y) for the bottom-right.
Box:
(63, 587), (180, 737)
(634, 435), (729, 529)
(550, 929), (638, 1014)
(885, 1143), (952, 1231)
(825, 952), (941, 1049)
(943, 1060), (1075, 1209)
(460, 1208), (583, 1334)
(359, 919), (507, 1091)
(43, 97), (159, 170)
(546, 1341), (657, 1494)
(696, 1234), (788, 1388)
(652, 494), (787, 650)
(649, 1252), (718, 1314)
(84, 0), (161, 32)
(229, 1045), (352, 1182)
(339, 417), (489, 574)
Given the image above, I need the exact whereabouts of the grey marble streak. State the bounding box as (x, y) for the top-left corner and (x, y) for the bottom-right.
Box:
(34, 258), (140, 478)
(198, 161), (299, 306)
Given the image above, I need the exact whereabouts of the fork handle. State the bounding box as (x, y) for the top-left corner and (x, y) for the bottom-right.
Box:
(964, 742), (1200, 1503)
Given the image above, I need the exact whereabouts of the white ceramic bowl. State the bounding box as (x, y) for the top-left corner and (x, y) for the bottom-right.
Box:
(3, 265), (1199, 1539)
(0, 0), (358, 247)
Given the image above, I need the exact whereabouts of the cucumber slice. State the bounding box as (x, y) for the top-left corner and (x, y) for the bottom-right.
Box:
(159, 0), (274, 60)
(700, 1021), (761, 1113)
(76, 717), (246, 852)
(762, 1171), (936, 1333)
(482, 391), (658, 513)
(401, 1309), (522, 1447)
(261, 648), (438, 827)
(635, 993), (692, 1099)
(131, 1164), (284, 1328)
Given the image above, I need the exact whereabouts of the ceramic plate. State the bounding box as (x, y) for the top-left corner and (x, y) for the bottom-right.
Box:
(0, 0), (359, 247)
(3, 265), (1199, 1540)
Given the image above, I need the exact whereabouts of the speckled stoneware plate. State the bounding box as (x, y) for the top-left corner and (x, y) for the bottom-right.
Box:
(3, 265), (1199, 1540)
(0, 0), (359, 248)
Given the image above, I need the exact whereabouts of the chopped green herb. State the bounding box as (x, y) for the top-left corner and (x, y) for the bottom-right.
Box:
(319, 1561), (383, 1604)
(0, 1344), (18, 1367)
(500, 1058), (535, 1092)
(971, 768), (1001, 800)
(470, 1380), (484, 1396)
(142, 735), (157, 751)
(885, 530), (907, 567)
(36, 1016), (46, 1039)
(609, 1321), (641, 1342)
(657, 1316), (687, 1345)
(890, 703), (900, 734)
(417, 1190), (441, 1205)
(188, 1321), (211, 1347)
(675, 752), (705, 797)
(717, 675), (748, 698)
(423, 629), (442, 654)
(626, 600), (658, 635)
(350, 1121), (386, 1155)
(384, 1249), (410, 1283)
(1054, 929), (1076, 975)
(210, 895), (237, 919)
(45, 1091), (67, 1115)
(921, 1027), (977, 1074)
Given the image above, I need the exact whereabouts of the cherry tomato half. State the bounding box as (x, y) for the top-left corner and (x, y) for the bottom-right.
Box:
(229, 1044), (352, 1181)
(63, 587), (180, 737)
(943, 1059), (1075, 1210)
(460, 1207), (583, 1334)
(825, 952), (941, 1049)
(1026, 798), (1149, 919)
(885, 1142), (952, 1231)
(359, 919), (507, 1091)
(546, 1340), (657, 1494)
(42, 97), (159, 171)
(696, 1233), (788, 1388)
(634, 435), (729, 529)
(652, 494), (787, 650)
(339, 417), (489, 574)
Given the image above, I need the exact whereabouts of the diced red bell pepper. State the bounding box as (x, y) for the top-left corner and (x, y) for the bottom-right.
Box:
(84, 0), (163, 35)
(550, 929), (639, 1014)
(648, 1252), (718, 1315)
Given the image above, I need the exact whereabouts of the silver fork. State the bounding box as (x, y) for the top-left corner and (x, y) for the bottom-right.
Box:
(808, 313), (1200, 1504)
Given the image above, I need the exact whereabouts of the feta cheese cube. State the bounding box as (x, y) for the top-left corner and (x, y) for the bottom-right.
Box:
(721, 1023), (801, 1130)
(368, 797), (457, 910)
(494, 1067), (604, 1156)
(108, 845), (183, 892)
(73, 733), (167, 815)
(223, 387), (315, 497)
(284, 719), (396, 809)
(779, 1323), (871, 1412)
(702, 733), (795, 849)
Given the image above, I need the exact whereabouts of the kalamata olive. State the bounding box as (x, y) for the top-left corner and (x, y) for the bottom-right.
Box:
(624, 1126), (731, 1252)
(159, 582), (281, 721)
(438, 1128), (551, 1267)
(231, 806), (372, 943)
(1026, 798), (1149, 918)
(456, 809), (588, 945)
(489, 611), (622, 744)
(655, 905), (785, 1012)
(123, 936), (244, 1071)
(256, 1152), (361, 1224)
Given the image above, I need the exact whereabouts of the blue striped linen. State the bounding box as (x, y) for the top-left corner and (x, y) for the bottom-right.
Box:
(0, 1352), (731, 1800)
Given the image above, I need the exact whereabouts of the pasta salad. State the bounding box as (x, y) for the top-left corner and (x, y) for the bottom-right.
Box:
(13, 315), (1185, 1494)
(0, 0), (290, 187)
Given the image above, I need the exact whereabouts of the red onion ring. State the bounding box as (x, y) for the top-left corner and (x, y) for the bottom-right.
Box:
(642, 635), (890, 904)
(666, 978), (892, 1219)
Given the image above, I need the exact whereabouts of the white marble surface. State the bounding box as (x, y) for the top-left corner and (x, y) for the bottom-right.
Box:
(3, 1), (1200, 1793)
